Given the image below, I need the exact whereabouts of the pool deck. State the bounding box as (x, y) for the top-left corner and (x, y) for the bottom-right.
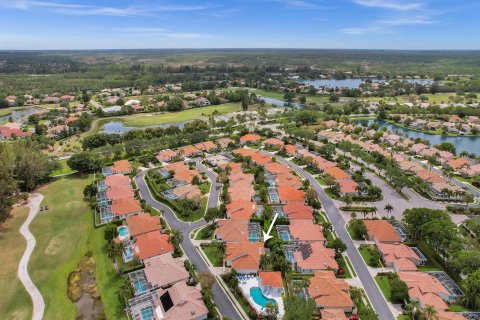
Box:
(238, 276), (285, 318)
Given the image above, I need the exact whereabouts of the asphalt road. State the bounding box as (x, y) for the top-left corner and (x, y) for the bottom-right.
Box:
(135, 168), (242, 320)
(273, 156), (396, 320)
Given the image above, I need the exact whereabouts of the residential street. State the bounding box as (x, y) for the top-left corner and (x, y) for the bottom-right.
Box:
(135, 168), (243, 320)
(273, 156), (396, 320)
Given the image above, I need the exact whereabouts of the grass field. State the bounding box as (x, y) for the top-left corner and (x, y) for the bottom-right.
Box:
(124, 103), (242, 127)
(201, 244), (224, 267)
(195, 224), (216, 240)
(29, 175), (127, 320)
(375, 275), (392, 301)
(49, 159), (78, 177)
(0, 206), (32, 320)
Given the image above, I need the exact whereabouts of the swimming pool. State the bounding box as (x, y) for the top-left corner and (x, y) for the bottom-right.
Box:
(248, 232), (260, 242)
(279, 231), (290, 241)
(250, 287), (276, 308)
(118, 226), (129, 237)
(140, 306), (154, 320)
(133, 278), (148, 294)
(286, 251), (294, 261)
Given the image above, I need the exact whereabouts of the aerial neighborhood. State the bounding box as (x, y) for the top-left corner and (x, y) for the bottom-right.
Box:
(2, 48), (480, 320)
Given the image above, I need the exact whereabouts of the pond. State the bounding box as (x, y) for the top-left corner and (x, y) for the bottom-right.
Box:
(100, 120), (187, 134)
(356, 119), (480, 155)
(0, 106), (43, 124)
(299, 78), (434, 89)
(259, 96), (303, 108)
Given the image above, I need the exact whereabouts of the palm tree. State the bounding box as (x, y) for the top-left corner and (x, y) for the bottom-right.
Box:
(464, 192), (474, 209)
(404, 300), (421, 320)
(169, 228), (184, 246)
(421, 305), (437, 320)
(384, 204), (394, 218)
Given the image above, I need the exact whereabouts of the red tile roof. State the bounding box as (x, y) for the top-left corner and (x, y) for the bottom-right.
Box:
(126, 213), (162, 237)
(278, 187), (306, 203)
(259, 271), (283, 288)
(134, 231), (174, 260)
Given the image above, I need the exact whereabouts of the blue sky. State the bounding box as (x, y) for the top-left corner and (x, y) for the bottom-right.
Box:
(0, 0), (479, 50)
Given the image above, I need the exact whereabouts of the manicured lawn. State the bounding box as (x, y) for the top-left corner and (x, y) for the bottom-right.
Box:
(124, 103), (242, 127)
(49, 159), (78, 177)
(91, 225), (128, 320)
(195, 224), (216, 240)
(199, 181), (211, 195)
(0, 206), (32, 320)
(448, 304), (472, 312)
(359, 245), (381, 267)
(375, 275), (392, 301)
(397, 315), (410, 320)
(30, 175), (127, 320)
(30, 175), (93, 320)
(201, 244), (224, 267)
(316, 176), (326, 185)
(337, 255), (353, 279)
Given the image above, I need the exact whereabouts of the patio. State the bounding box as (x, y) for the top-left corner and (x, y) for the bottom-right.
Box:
(237, 275), (285, 317)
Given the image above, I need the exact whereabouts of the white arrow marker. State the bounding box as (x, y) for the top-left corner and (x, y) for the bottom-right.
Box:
(262, 212), (279, 242)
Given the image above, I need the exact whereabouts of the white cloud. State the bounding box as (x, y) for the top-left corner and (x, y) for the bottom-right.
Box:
(120, 27), (213, 40)
(379, 16), (436, 25)
(276, 0), (327, 9)
(0, 1), (210, 16)
(341, 26), (391, 35)
(352, 0), (422, 11)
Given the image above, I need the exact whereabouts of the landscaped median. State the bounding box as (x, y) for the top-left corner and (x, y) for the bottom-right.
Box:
(144, 169), (207, 222)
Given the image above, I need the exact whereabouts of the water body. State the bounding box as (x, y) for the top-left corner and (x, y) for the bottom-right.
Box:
(0, 106), (43, 123)
(299, 78), (434, 89)
(259, 96), (303, 108)
(356, 119), (480, 155)
(100, 120), (187, 134)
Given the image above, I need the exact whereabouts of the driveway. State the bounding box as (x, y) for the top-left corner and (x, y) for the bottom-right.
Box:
(18, 193), (45, 320)
(272, 155), (396, 320)
(135, 170), (242, 320)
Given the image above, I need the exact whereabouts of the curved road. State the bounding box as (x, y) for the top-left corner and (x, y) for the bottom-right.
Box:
(135, 165), (242, 320)
(272, 155), (395, 320)
(18, 193), (45, 320)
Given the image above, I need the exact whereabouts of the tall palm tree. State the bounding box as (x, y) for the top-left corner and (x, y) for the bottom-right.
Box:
(169, 228), (184, 246)
(384, 204), (394, 218)
(421, 305), (437, 320)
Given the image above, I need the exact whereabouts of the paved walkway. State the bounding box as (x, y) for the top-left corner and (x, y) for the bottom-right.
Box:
(18, 193), (45, 320)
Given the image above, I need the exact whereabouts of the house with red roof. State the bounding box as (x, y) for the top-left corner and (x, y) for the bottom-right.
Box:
(262, 137), (285, 150)
(132, 231), (174, 261)
(293, 242), (338, 273)
(239, 133), (261, 145)
(156, 149), (178, 163)
(259, 271), (284, 295)
(225, 242), (265, 274)
(278, 187), (306, 204)
(289, 220), (325, 244)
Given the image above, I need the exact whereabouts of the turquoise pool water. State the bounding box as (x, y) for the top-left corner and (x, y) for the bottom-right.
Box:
(250, 287), (276, 308)
(118, 226), (129, 237)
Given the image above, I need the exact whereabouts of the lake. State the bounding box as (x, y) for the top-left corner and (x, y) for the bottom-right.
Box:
(0, 106), (43, 124)
(100, 120), (187, 134)
(300, 78), (434, 89)
(259, 96), (303, 108)
(356, 119), (480, 155)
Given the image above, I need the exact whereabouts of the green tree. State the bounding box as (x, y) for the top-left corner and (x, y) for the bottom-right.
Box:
(67, 151), (102, 173)
(390, 275), (409, 304)
(168, 228), (184, 246)
(104, 223), (119, 242)
(463, 268), (480, 309)
(265, 301), (279, 320)
(241, 90), (249, 111)
(328, 238), (347, 256)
